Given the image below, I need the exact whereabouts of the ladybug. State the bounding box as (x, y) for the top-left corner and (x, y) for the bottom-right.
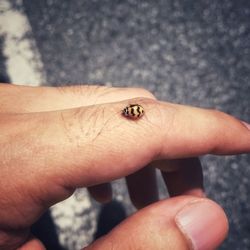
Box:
(122, 104), (144, 119)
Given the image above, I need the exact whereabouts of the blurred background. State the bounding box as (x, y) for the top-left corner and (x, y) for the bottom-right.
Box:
(0, 0), (250, 249)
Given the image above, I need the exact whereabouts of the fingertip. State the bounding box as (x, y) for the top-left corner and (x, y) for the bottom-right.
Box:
(175, 198), (229, 250)
(17, 236), (46, 250)
(85, 196), (228, 250)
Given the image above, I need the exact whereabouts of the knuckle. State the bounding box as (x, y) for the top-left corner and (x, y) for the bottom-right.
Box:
(130, 87), (156, 99)
(121, 97), (175, 152)
(85, 85), (109, 100)
(128, 97), (157, 105)
(114, 87), (156, 100)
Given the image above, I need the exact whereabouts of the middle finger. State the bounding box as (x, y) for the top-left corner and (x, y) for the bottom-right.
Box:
(0, 84), (155, 113)
(153, 158), (204, 197)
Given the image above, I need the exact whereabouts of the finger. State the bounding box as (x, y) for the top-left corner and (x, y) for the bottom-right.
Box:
(126, 167), (158, 209)
(2, 98), (250, 221)
(153, 158), (204, 197)
(88, 183), (112, 203)
(17, 235), (46, 250)
(0, 84), (155, 113)
(85, 196), (228, 250)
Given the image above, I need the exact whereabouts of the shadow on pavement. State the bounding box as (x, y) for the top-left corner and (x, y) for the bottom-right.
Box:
(94, 200), (127, 240)
(0, 36), (10, 83)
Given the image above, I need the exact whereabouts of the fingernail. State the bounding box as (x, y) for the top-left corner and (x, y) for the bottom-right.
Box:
(242, 121), (250, 130)
(175, 200), (228, 250)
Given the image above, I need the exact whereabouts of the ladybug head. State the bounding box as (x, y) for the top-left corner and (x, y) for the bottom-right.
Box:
(122, 107), (129, 116)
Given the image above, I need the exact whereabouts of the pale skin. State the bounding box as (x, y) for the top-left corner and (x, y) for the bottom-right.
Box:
(0, 83), (250, 249)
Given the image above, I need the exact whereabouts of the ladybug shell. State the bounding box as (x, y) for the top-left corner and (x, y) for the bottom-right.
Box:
(122, 104), (144, 119)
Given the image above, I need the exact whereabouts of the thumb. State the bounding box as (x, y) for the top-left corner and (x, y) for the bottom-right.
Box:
(85, 196), (228, 250)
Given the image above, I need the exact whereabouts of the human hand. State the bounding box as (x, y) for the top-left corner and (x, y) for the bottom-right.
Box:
(0, 84), (249, 250)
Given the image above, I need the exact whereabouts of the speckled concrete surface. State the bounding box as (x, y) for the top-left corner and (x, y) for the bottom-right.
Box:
(2, 0), (250, 249)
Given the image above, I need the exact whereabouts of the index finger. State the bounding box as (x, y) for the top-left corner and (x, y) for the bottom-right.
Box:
(2, 98), (249, 190)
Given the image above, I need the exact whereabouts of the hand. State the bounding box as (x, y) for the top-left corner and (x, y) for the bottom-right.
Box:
(0, 84), (249, 250)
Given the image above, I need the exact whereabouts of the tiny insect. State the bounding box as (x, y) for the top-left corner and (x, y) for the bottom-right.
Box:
(122, 104), (144, 119)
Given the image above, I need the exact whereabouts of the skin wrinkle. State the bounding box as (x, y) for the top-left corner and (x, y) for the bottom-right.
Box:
(59, 108), (93, 147)
(205, 109), (242, 155)
(153, 102), (177, 160)
(98, 86), (122, 98)
(60, 111), (74, 144)
(90, 107), (112, 143)
(91, 86), (113, 102)
(84, 85), (107, 105)
(78, 105), (106, 143)
(80, 103), (124, 145)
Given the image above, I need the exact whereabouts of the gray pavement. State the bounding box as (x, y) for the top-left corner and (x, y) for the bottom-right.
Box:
(1, 0), (250, 249)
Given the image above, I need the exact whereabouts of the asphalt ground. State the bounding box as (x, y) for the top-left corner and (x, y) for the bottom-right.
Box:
(1, 0), (250, 249)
